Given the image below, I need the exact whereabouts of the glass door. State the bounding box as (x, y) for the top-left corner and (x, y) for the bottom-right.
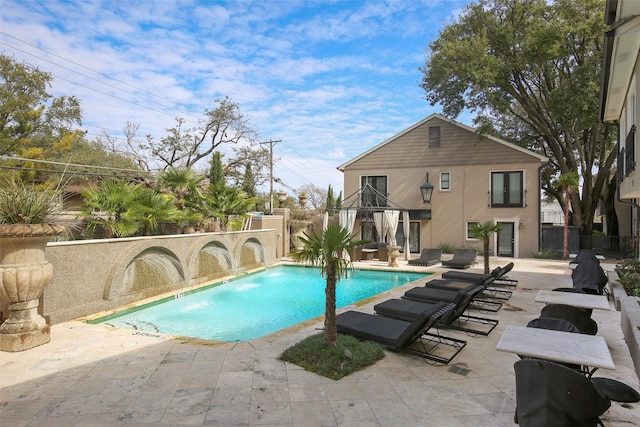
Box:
(497, 222), (515, 257)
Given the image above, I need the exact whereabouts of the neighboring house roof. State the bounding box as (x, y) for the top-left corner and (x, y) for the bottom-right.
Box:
(600, 0), (640, 122)
(337, 113), (548, 171)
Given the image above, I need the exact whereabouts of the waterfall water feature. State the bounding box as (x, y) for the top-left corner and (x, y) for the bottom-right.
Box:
(122, 249), (185, 297)
(238, 239), (265, 271)
(197, 242), (233, 280)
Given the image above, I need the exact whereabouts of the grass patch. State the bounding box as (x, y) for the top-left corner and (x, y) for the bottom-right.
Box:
(280, 333), (385, 380)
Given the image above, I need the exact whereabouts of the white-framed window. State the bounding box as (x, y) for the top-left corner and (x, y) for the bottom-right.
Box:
(440, 172), (451, 191)
(466, 221), (480, 240)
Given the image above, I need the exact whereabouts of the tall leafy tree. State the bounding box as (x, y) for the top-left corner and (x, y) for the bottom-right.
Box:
(555, 171), (580, 259)
(299, 183), (327, 211)
(325, 185), (335, 215)
(291, 224), (367, 346)
(0, 54), (82, 169)
(241, 163), (256, 198)
(144, 96), (257, 170)
(420, 0), (615, 234)
(209, 151), (225, 190)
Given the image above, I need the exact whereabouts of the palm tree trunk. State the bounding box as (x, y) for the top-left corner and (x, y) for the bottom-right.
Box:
(324, 260), (338, 346)
(484, 240), (490, 274)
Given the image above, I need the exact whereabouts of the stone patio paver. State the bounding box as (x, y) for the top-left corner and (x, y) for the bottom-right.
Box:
(1, 257), (639, 426)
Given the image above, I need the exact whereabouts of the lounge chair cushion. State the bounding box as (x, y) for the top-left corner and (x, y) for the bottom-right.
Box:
(441, 249), (477, 269)
(407, 248), (442, 266)
(336, 301), (449, 350)
(374, 299), (456, 324)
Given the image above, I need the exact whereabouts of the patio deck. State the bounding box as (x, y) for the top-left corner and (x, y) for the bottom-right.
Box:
(1, 257), (639, 426)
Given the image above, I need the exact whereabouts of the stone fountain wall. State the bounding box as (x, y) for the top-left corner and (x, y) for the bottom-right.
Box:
(11, 229), (277, 325)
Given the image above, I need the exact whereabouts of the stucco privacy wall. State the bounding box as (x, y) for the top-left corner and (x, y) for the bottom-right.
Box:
(38, 229), (277, 325)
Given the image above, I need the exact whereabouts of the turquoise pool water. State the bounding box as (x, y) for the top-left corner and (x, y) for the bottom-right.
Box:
(92, 265), (428, 342)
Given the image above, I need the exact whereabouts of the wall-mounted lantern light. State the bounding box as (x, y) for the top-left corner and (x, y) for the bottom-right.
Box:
(420, 173), (434, 204)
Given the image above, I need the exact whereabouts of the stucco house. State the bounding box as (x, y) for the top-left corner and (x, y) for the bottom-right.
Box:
(337, 114), (548, 259)
(601, 0), (640, 258)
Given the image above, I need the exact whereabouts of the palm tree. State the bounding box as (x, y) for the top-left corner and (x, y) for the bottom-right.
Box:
(80, 179), (141, 238)
(130, 188), (180, 236)
(291, 223), (368, 346)
(203, 185), (255, 231)
(555, 172), (579, 260)
(159, 167), (204, 211)
(469, 221), (502, 274)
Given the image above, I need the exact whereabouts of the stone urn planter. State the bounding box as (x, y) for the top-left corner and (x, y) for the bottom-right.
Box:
(387, 245), (401, 267)
(290, 220), (312, 250)
(0, 223), (65, 351)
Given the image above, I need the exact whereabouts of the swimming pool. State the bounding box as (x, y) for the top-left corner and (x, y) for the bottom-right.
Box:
(91, 265), (428, 342)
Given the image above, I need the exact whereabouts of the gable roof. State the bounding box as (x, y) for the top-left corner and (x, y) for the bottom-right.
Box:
(337, 113), (548, 171)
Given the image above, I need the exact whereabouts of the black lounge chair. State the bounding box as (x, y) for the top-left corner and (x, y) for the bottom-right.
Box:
(441, 249), (477, 269)
(443, 262), (517, 290)
(514, 359), (611, 426)
(336, 302), (466, 364)
(425, 278), (503, 312)
(407, 248), (442, 266)
(392, 283), (499, 335)
(441, 267), (512, 301)
(540, 303), (598, 335)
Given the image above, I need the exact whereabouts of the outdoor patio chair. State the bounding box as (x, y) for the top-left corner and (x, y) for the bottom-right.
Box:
(395, 283), (499, 335)
(441, 249), (478, 269)
(540, 303), (598, 335)
(514, 359), (611, 427)
(441, 266), (513, 301)
(336, 301), (466, 364)
(525, 317), (583, 373)
(425, 277), (503, 312)
(407, 248), (442, 266)
(442, 262), (518, 290)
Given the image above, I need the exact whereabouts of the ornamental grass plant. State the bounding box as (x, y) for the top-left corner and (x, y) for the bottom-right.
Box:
(0, 177), (62, 225)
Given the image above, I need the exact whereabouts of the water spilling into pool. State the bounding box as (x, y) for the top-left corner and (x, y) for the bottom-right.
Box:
(92, 265), (427, 342)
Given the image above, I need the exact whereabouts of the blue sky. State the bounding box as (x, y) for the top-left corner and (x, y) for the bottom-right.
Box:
(0, 0), (473, 194)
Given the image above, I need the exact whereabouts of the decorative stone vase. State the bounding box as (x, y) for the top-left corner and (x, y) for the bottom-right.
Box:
(290, 220), (312, 250)
(387, 245), (401, 267)
(0, 223), (65, 352)
(298, 194), (307, 208)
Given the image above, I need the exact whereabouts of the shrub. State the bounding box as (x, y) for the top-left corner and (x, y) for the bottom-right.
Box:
(616, 259), (640, 297)
(438, 242), (457, 254)
(532, 248), (562, 259)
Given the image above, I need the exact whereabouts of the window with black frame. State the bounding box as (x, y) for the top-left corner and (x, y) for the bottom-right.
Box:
(360, 175), (388, 207)
(491, 171), (524, 207)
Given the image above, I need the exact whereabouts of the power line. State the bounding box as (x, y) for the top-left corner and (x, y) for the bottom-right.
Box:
(0, 32), (204, 123)
(0, 155), (148, 174)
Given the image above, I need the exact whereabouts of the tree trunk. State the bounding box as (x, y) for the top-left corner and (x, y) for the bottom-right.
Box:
(484, 239), (490, 274)
(563, 191), (570, 259)
(324, 261), (338, 346)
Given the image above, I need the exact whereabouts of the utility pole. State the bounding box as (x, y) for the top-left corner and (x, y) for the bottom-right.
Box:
(259, 139), (281, 214)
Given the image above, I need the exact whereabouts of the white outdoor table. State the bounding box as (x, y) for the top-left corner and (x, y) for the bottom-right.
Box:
(535, 290), (611, 311)
(570, 253), (605, 260)
(496, 325), (615, 371)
